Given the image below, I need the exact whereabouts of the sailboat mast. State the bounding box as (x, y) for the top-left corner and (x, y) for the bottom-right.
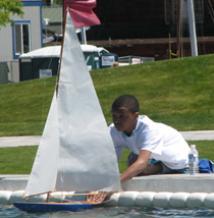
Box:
(62, 0), (66, 34)
(46, 192), (51, 202)
(56, 1), (67, 95)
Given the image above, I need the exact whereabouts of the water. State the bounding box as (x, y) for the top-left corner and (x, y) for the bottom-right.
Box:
(1, 206), (214, 218)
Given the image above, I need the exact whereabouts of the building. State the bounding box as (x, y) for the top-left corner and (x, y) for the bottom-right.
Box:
(0, 0), (43, 82)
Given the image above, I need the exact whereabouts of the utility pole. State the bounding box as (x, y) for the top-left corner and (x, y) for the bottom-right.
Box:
(186, 0), (198, 56)
(81, 27), (87, 44)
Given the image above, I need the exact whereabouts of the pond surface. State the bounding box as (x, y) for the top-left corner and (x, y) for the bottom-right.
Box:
(1, 206), (214, 218)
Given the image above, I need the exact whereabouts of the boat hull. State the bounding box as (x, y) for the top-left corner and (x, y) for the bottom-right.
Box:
(13, 202), (95, 213)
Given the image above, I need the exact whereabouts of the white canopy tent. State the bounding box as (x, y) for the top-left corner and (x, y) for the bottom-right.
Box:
(20, 45), (108, 59)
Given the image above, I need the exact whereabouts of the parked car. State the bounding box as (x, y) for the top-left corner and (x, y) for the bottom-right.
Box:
(80, 44), (118, 69)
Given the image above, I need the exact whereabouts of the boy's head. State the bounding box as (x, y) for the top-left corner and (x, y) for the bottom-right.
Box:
(111, 95), (139, 134)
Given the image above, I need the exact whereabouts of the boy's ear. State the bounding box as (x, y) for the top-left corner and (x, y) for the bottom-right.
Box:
(135, 112), (139, 117)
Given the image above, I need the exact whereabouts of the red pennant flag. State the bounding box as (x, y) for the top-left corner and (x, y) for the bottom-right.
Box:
(64, 0), (100, 28)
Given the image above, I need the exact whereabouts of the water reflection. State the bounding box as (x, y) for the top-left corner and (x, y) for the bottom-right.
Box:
(1, 206), (214, 218)
(34, 207), (214, 218)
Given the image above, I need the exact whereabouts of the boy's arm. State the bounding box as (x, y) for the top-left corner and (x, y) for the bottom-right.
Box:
(87, 151), (151, 203)
(120, 150), (151, 182)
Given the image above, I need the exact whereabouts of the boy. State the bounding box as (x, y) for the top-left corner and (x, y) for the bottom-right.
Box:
(110, 95), (190, 182)
(88, 94), (190, 203)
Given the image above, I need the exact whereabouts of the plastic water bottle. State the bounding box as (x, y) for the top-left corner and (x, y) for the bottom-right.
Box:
(188, 144), (199, 175)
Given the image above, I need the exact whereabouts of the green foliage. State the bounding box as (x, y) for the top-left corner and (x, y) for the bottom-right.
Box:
(0, 0), (23, 27)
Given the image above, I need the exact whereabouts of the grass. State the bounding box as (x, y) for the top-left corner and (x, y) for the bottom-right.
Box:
(0, 146), (37, 174)
(0, 78), (55, 136)
(96, 54), (214, 130)
(0, 141), (213, 174)
(0, 54), (214, 174)
(0, 54), (214, 136)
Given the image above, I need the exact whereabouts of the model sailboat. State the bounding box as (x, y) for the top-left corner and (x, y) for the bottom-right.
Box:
(14, 11), (120, 212)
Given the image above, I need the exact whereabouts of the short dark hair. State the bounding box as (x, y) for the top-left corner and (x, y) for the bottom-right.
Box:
(111, 95), (140, 112)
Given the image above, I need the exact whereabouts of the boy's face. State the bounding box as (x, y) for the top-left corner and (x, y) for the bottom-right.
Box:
(111, 107), (139, 134)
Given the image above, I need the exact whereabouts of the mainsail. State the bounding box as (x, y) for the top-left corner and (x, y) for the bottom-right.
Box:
(25, 12), (121, 196)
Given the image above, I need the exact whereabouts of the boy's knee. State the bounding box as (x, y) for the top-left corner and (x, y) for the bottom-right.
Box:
(127, 152), (138, 166)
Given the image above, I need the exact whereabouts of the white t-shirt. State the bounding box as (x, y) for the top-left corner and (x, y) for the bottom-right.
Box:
(109, 115), (190, 169)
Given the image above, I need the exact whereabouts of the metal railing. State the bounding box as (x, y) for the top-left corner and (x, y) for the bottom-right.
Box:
(118, 56), (154, 65)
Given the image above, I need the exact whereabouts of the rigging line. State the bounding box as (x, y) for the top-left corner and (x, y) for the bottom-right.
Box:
(54, 6), (68, 191)
(40, 72), (47, 133)
(40, 53), (55, 133)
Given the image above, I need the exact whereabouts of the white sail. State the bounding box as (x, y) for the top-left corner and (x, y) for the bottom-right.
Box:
(25, 12), (120, 196)
(25, 93), (59, 196)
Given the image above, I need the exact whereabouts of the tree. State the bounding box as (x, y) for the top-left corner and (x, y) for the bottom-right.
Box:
(0, 0), (23, 27)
